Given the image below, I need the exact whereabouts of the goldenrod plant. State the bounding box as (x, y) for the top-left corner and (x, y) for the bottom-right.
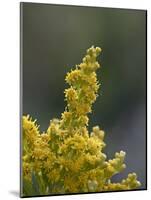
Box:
(22, 46), (141, 196)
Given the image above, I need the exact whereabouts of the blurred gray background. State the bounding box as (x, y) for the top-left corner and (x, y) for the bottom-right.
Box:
(22, 3), (146, 189)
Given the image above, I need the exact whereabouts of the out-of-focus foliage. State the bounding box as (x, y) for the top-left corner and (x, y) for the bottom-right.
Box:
(22, 47), (141, 196)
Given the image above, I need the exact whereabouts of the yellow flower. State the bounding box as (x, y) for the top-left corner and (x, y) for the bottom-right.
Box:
(22, 46), (141, 195)
(47, 169), (60, 183)
(65, 69), (81, 85)
(23, 162), (32, 181)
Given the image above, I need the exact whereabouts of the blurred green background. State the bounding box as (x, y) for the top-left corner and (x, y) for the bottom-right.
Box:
(22, 3), (146, 189)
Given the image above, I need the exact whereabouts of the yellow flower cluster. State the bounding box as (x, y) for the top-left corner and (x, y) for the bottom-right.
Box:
(22, 46), (141, 196)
